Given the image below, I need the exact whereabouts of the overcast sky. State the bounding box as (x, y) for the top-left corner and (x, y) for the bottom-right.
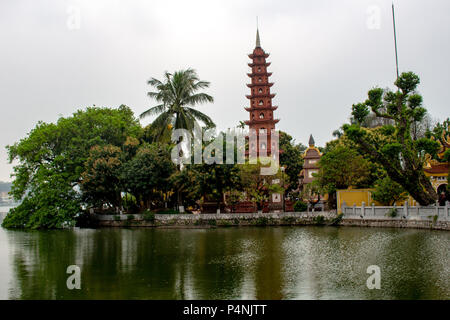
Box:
(0, 0), (449, 181)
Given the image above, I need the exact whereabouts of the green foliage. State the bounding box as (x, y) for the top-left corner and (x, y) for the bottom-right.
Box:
(126, 214), (134, 221)
(140, 69), (215, 142)
(294, 200), (308, 212)
(352, 103), (370, 124)
(371, 177), (408, 206)
(121, 143), (176, 209)
(208, 219), (217, 226)
(313, 215), (325, 225)
(432, 215), (438, 223)
(279, 131), (305, 192)
(113, 215), (121, 221)
(238, 161), (282, 210)
(142, 210), (155, 222)
(343, 72), (439, 205)
(386, 208), (398, 218)
(3, 105), (142, 229)
(2, 177), (79, 229)
(122, 193), (138, 213)
(254, 216), (268, 226)
(330, 213), (344, 226)
(281, 216), (296, 224)
(314, 144), (372, 193)
(81, 145), (123, 208)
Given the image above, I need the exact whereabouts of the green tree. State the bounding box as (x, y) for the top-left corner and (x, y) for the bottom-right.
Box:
(371, 177), (408, 206)
(344, 72), (439, 205)
(239, 161), (283, 211)
(80, 145), (123, 209)
(315, 145), (372, 193)
(279, 131), (305, 192)
(3, 106), (142, 229)
(140, 69), (215, 142)
(121, 143), (176, 210)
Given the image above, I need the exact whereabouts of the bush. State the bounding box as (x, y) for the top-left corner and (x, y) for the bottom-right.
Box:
(113, 215), (121, 221)
(157, 209), (179, 215)
(127, 214), (134, 221)
(294, 200), (308, 212)
(330, 213), (344, 226)
(281, 216), (296, 225)
(255, 217), (268, 226)
(385, 208), (398, 218)
(142, 210), (155, 222)
(208, 219), (217, 226)
(313, 215), (325, 225)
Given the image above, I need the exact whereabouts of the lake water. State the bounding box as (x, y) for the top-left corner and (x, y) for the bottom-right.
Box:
(0, 219), (448, 299)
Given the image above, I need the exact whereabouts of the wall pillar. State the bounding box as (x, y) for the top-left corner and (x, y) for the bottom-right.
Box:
(404, 201), (408, 217)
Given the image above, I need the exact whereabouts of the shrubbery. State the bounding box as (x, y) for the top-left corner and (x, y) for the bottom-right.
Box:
(294, 200), (308, 212)
(142, 210), (155, 222)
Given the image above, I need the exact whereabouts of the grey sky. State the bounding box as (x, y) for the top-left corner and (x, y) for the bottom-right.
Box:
(1, 0), (449, 181)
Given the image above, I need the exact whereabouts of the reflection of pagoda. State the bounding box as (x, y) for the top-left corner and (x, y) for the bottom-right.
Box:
(244, 28), (279, 156)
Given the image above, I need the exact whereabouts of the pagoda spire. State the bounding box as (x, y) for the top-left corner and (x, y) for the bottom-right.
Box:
(308, 134), (315, 147)
(244, 28), (279, 157)
(256, 28), (261, 48)
(255, 16), (261, 48)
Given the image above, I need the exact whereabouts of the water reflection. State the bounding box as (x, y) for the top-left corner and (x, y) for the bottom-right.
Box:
(0, 226), (448, 299)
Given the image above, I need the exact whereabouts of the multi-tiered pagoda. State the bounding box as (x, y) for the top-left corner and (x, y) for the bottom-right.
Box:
(245, 29), (279, 156)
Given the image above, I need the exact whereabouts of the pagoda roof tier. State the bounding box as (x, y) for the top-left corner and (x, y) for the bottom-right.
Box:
(248, 62), (271, 67)
(248, 53), (270, 59)
(247, 72), (272, 77)
(245, 106), (278, 112)
(247, 82), (274, 88)
(244, 119), (280, 125)
(424, 162), (449, 174)
(245, 93), (276, 99)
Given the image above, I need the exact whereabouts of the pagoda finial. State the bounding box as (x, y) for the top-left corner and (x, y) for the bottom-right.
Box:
(255, 17), (261, 48)
(308, 134), (315, 147)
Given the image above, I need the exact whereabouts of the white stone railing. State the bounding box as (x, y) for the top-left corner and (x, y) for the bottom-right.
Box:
(341, 201), (450, 221)
(93, 211), (337, 221)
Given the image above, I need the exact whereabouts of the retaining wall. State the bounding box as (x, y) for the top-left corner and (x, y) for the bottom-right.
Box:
(92, 211), (450, 231)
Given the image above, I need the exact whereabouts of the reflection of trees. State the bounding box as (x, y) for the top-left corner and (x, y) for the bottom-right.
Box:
(373, 230), (449, 300)
(8, 230), (81, 299)
(189, 229), (249, 299)
(6, 227), (449, 299)
(251, 228), (284, 299)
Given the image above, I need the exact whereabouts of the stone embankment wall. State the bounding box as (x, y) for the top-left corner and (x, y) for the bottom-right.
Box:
(93, 211), (450, 231)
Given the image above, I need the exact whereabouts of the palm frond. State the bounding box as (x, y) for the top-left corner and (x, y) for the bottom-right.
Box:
(185, 107), (216, 128)
(184, 93), (214, 106)
(139, 104), (167, 119)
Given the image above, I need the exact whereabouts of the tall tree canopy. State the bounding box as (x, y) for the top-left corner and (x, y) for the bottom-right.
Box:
(140, 69), (215, 142)
(3, 106), (142, 228)
(344, 72), (440, 205)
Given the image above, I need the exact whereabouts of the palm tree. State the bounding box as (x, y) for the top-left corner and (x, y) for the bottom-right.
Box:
(140, 69), (215, 142)
(140, 69), (215, 212)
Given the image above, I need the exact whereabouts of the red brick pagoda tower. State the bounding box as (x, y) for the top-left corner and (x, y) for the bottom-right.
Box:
(245, 28), (279, 156)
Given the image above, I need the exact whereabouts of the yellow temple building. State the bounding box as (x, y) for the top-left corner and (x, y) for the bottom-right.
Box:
(337, 127), (450, 210)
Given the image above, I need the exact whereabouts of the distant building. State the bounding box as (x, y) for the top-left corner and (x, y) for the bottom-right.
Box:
(300, 135), (321, 186)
